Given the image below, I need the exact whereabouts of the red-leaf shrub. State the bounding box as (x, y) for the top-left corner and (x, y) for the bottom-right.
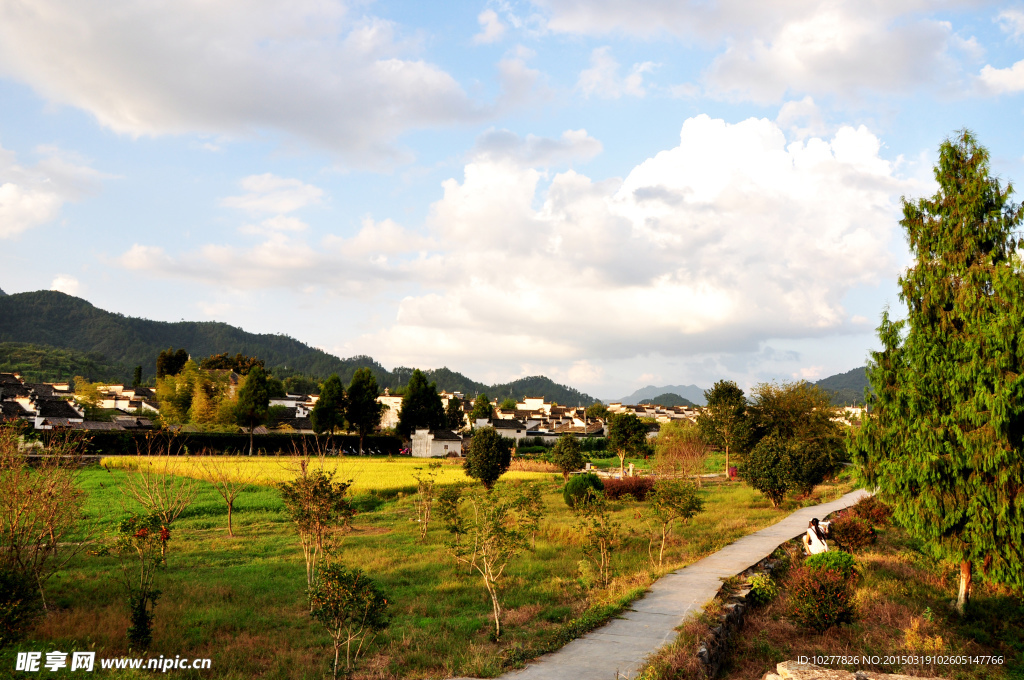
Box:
(850, 496), (892, 527)
(602, 476), (655, 501)
(830, 512), (875, 551)
(788, 566), (856, 631)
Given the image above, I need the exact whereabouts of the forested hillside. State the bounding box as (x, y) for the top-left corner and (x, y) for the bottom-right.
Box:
(814, 366), (871, 405)
(0, 291), (599, 403)
(0, 342), (127, 383)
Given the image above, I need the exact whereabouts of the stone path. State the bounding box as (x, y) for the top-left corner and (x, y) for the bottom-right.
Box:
(451, 488), (870, 680)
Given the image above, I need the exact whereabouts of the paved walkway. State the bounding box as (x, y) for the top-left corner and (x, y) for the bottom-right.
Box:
(453, 488), (869, 680)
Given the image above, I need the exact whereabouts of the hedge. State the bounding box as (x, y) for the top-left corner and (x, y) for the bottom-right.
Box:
(78, 431), (404, 457)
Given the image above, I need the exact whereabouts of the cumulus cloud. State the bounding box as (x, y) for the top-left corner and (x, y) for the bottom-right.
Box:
(0, 0), (491, 164)
(222, 174), (324, 215)
(473, 9), (507, 44)
(118, 115), (916, 370)
(998, 8), (1024, 40)
(577, 47), (656, 98)
(50, 275), (80, 296)
(472, 128), (602, 165)
(979, 59), (1024, 93)
(776, 96), (828, 140)
(0, 143), (104, 238)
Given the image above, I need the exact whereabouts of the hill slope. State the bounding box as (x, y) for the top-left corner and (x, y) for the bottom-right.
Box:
(0, 291), (599, 403)
(814, 366), (871, 406)
(639, 393), (696, 407)
(0, 342), (126, 383)
(618, 383), (707, 406)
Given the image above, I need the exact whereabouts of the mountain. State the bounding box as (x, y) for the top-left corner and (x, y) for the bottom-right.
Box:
(0, 290), (600, 404)
(814, 366), (871, 406)
(0, 342), (125, 383)
(639, 393), (697, 408)
(0, 287), (7, 296)
(617, 383), (707, 406)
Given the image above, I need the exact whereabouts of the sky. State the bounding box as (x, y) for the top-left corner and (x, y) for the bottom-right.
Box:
(2, 0), (1023, 399)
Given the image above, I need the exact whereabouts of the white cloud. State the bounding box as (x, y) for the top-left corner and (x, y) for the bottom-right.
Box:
(998, 8), (1024, 40)
(472, 128), (602, 165)
(117, 115), (918, 371)
(577, 47), (656, 99)
(221, 174), (324, 214)
(50, 275), (80, 296)
(473, 9), (507, 44)
(0, 0), (487, 164)
(979, 59), (1024, 93)
(0, 143), (104, 238)
(776, 97), (828, 140)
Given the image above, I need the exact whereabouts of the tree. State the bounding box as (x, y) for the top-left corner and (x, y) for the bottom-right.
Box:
(573, 489), (618, 588)
(696, 380), (748, 476)
(607, 412), (650, 476)
(445, 396), (465, 431)
(586, 402), (610, 420)
(309, 564), (389, 679)
(747, 381), (844, 496)
(654, 421), (710, 486)
(156, 348), (188, 378)
(311, 374), (346, 437)
(851, 130), (1024, 613)
(742, 432), (792, 508)
(412, 462), (442, 542)
(235, 365), (271, 455)
(346, 368), (385, 455)
(647, 480), (704, 566)
(195, 456), (261, 537)
(277, 469), (354, 590)
(121, 437), (198, 559)
(470, 393), (493, 423)
(395, 369), (445, 439)
(112, 513), (168, 649)
(550, 433), (585, 482)
(464, 427), (513, 490)
(72, 375), (103, 419)
(132, 365), (142, 388)
(498, 397), (518, 411)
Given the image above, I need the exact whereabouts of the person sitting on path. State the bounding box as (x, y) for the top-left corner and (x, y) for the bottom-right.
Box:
(803, 517), (829, 555)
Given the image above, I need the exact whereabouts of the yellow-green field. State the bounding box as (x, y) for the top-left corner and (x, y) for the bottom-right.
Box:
(100, 455), (551, 494)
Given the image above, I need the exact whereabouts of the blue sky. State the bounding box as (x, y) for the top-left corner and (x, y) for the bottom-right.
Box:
(2, 0), (1023, 398)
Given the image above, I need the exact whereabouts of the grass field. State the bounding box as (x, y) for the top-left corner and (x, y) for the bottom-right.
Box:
(4, 459), (856, 679)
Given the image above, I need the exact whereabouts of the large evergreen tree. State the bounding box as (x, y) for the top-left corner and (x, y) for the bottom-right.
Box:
(346, 368), (385, 455)
(697, 380), (748, 476)
(235, 365), (271, 455)
(445, 396), (465, 431)
(470, 393), (493, 423)
(852, 130), (1024, 612)
(396, 369), (446, 439)
(311, 374), (346, 436)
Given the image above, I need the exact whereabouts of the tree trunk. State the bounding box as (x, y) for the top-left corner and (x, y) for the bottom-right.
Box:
(725, 444), (730, 479)
(227, 500), (234, 537)
(249, 424), (254, 456)
(956, 560), (972, 614)
(359, 432), (364, 456)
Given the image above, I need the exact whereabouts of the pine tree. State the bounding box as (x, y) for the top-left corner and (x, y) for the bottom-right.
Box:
(312, 375), (346, 436)
(852, 130), (1024, 612)
(346, 368), (384, 455)
(396, 370), (446, 439)
(235, 366), (271, 455)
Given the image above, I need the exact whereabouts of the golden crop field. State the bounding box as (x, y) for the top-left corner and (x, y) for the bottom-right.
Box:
(100, 455), (552, 494)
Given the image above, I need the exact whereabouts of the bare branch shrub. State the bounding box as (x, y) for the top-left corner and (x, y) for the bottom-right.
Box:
(654, 421), (710, 486)
(194, 453), (262, 537)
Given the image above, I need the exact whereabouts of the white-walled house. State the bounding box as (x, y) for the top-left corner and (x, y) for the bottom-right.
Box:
(410, 428), (463, 457)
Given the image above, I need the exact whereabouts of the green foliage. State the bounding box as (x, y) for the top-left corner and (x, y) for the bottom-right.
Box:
(813, 366), (872, 406)
(283, 374), (320, 395)
(788, 565), (856, 632)
(499, 397), (518, 410)
(470, 393), (493, 422)
(396, 369), (446, 439)
(573, 489), (618, 588)
(311, 374), (346, 435)
(607, 413), (651, 473)
(804, 550), (857, 579)
(277, 469), (354, 588)
(156, 348), (189, 378)
(829, 513), (876, 552)
(309, 563), (389, 677)
(235, 366), (271, 452)
(199, 352), (265, 375)
(464, 427), (513, 490)
(445, 395), (464, 431)
(346, 368), (384, 452)
(697, 380), (748, 473)
(550, 434), (585, 481)
(0, 567), (41, 647)
(851, 130), (1024, 599)
(563, 473), (604, 508)
(740, 432), (791, 507)
(647, 480), (704, 565)
(0, 342), (125, 383)
(113, 513), (169, 649)
(639, 393), (696, 407)
(747, 573), (778, 605)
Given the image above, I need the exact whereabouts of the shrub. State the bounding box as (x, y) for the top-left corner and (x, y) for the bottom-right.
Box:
(741, 433), (791, 507)
(830, 513), (876, 552)
(0, 568), (42, 646)
(804, 550), (856, 579)
(851, 495), (892, 527)
(788, 566), (856, 631)
(564, 473), (604, 508)
(603, 476), (655, 501)
(747, 573), (778, 605)
(464, 427), (514, 490)
(550, 434), (586, 482)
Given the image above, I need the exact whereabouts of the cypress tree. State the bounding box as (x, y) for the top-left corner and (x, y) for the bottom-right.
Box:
(852, 130), (1024, 612)
(346, 368), (384, 455)
(396, 369), (445, 439)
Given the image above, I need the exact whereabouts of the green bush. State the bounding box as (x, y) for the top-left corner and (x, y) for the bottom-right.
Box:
(805, 550), (856, 579)
(747, 573), (778, 605)
(788, 566), (856, 631)
(830, 513), (876, 552)
(563, 473), (604, 508)
(0, 568), (42, 647)
(740, 433), (791, 507)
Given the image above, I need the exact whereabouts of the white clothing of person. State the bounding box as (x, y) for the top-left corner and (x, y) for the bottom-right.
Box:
(805, 526), (828, 554)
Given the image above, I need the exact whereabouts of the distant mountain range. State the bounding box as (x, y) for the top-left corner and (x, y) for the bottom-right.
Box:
(0, 290), (598, 404)
(814, 366), (871, 406)
(639, 393), (697, 408)
(616, 384), (708, 406)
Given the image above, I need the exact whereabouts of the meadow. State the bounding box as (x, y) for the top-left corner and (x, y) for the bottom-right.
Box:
(4, 458), (855, 679)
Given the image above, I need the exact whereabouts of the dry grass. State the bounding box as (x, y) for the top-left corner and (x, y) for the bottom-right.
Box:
(508, 458), (560, 473)
(503, 604), (543, 627)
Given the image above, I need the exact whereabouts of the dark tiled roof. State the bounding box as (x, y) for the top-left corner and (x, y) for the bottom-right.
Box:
(0, 373), (22, 386)
(71, 421), (125, 431)
(490, 419), (526, 430)
(430, 429), (463, 441)
(36, 400), (82, 419)
(133, 387), (155, 398)
(26, 383), (56, 397)
(1, 385), (30, 398)
(0, 401), (31, 419)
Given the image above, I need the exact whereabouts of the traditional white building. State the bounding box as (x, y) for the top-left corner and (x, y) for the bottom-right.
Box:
(410, 428), (463, 457)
